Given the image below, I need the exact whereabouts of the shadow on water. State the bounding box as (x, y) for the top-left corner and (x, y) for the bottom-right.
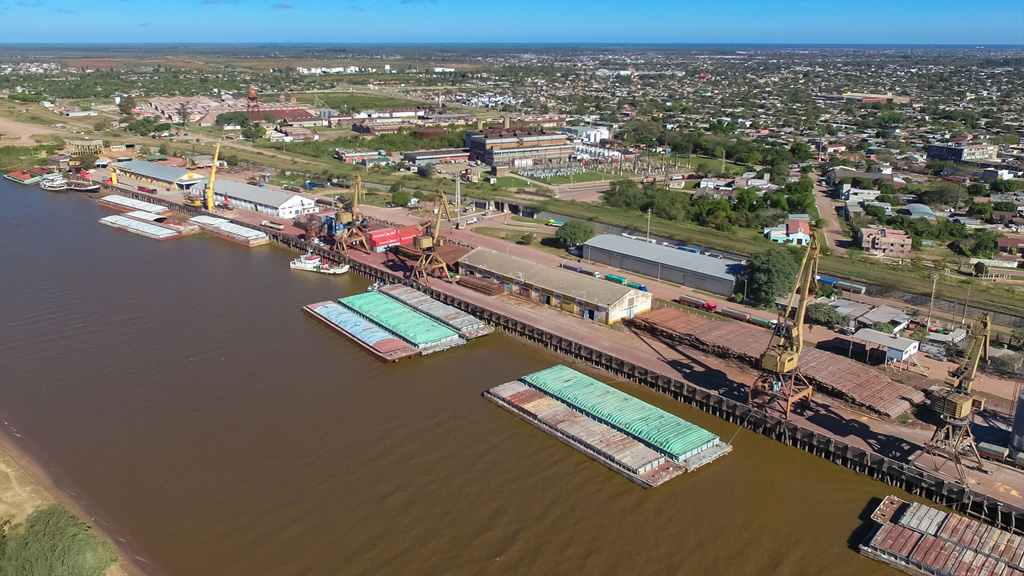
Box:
(804, 403), (921, 462)
(847, 496), (883, 552)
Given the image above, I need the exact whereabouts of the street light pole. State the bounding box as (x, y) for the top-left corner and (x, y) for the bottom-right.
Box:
(925, 272), (938, 329)
(646, 207), (652, 242)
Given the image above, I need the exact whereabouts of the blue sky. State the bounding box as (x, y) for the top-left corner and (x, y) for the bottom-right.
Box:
(0, 0), (1022, 45)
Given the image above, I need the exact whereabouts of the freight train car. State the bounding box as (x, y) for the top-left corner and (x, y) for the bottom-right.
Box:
(676, 295), (716, 312)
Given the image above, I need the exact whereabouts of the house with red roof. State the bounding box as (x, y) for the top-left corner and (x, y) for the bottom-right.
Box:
(763, 219), (812, 245)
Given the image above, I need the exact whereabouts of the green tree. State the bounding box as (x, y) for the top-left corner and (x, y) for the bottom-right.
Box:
(554, 220), (596, 248)
(176, 102), (189, 127)
(865, 205), (888, 220)
(0, 504), (116, 576)
(790, 142), (813, 162)
(224, 155), (239, 166)
(1012, 327), (1024, 346)
(870, 321), (894, 334)
(215, 111), (249, 127)
(967, 202), (993, 219)
(92, 120), (107, 132)
(992, 201), (1019, 213)
(116, 95), (135, 115)
(805, 302), (850, 328)
(741, 249), (799, 304)
(391, 189), (412, 206)
(420, 164), (436, 179)
(967, 183), (987, 196)
(240, 124), (266, 142)
(974, 261), (988, 276)
(519, 232), (536, 245)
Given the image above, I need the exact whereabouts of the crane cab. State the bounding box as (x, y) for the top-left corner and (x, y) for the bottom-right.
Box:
(761, 349), (798, 374)
(414, 235), (434, 250)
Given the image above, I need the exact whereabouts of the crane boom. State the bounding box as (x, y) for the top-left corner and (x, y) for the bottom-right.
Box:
(205, 142), (221, 211)
(750, 235), (819, 419)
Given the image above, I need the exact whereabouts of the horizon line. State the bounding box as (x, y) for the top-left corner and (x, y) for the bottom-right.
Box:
(0, 41), (1022, 48)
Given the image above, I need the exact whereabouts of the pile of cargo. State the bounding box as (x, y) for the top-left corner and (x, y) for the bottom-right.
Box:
(367, 226), (419, 252)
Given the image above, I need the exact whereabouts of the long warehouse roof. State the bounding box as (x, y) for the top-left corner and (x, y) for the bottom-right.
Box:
(112, 159), (203, 183)
(521, 365), (719, 460)
(584, 235), (743, 281)
(460, 247), (637, 306)
(205, 178), (306, 209)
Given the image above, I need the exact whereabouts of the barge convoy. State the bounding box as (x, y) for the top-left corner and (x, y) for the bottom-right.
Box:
(860, 495), (1024, 576)
(485, 365), (732, 488)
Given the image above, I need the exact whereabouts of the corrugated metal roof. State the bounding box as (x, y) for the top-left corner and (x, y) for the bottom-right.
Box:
(99, 215), (178, 239)
(583, 235), (743, 282)
(906, 203), (936, 219)
(853, 328), (919, 353)
(124, 210), (167, 222)
(99, 194), (167, 213)
(205, 178), (308, 209)
(378, 285), (485, 332)
(339, 292), (459, 348)
(460, 247), (637, 306)
(189, 215), (269, 241)
(521, 365), (720, 461)
(112, 159), (203, 183)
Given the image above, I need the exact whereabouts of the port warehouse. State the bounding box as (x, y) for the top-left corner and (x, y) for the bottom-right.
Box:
(111, 159), (317, 219)
(861, 496), (1024, 576)
(458, 247), (652, 324)
(401, 149), (470, 165)
(582, 234), (742, 297)
(486, 365), (730, 487)
(304, 287), (491, 361)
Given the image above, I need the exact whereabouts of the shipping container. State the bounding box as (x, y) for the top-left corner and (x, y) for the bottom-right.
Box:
(815, 276), (837, 285)
(718, 308), (751, 321)
(748, 317), (777, 329)
(560, 262), (582, 272)
(578, 268), (600, 277)
(676, 246), (701, 254)
(626, 282), (648, 291)
(605, 274), (627, 285)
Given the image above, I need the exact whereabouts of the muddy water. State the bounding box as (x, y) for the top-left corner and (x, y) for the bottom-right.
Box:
(0, 181), (901, 575)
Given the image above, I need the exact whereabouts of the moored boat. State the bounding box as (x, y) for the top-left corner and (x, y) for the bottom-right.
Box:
(289, 251), (349, 275)
(4, 171), (44, 185)
(39, 173), (69, 191)
(67, 178), (101, 192)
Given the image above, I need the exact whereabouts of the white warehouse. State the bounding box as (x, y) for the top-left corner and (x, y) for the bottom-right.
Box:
(207, 179), (318, 219)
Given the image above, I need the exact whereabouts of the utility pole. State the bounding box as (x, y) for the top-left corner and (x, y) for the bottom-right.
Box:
(926, 272), (939, 329)
(646, 207), (652, 242)
(961, 283), (972, 325)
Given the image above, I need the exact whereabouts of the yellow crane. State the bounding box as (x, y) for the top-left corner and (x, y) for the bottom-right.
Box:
(411, 189), (453, 283)
(333, 174), (368, 253)
(922, 313), (991, 482)
(204, 142), (221, 211)
(749, 235), (819, 419)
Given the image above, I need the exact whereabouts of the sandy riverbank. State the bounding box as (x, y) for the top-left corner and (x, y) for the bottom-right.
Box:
(0, 426), (143, 576)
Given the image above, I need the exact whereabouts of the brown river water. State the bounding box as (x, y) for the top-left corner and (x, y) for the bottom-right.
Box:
(0, 181), (904, 575)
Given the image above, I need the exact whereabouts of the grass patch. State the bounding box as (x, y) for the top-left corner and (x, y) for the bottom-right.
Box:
(471, 226), (565, 256)
(494, 176), (530, 188)
(510, 214), (536, 223)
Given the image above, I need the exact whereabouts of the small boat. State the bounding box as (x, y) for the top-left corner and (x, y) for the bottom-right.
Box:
(67, 178), (101, 192)
(4, 171), (43, 185)
(39, 174), (68, 191)
(289, 251), (349, 275)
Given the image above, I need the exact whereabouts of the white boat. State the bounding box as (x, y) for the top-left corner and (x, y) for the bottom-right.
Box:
(289, 251), (349, 275)
(39, 174), (68, 191)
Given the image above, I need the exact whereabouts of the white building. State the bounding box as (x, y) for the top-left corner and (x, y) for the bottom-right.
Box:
(560, 125), (610, 144)
(208, 179), (318, 219)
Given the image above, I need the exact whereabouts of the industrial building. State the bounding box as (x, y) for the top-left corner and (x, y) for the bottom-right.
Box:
(402, 149), (470, 165)
(458, 247), (651, 324)
(334, 149), (387, 164)
(859, 226), (912, 257)
(559, 125), (610, 143)
(206, 178), (318, 219)
(926, 143), (998, 163)
(111, 159), (206, 190)
(464, 128), (575, 168)
(582, 235), (742, 297)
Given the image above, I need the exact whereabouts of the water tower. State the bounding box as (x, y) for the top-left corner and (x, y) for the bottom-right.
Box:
(246, 85), (261, 123)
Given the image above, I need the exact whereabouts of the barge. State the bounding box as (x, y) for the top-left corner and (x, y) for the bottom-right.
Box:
(485, 365), (732, 488)
(98, 194), (170, 215)
(4, 171), (44, 185)
(303, 301), (419, 362)
(375, 284), (494, 339)
(189, 215), (270, 247)
(99, 214), (181, 240)
(859, 495), (1024, 576)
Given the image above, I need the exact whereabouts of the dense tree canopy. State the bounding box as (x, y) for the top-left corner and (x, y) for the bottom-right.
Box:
(740, 249), (800, 304)
(0, 504), (116, 576)
(555, 220), (596, 247)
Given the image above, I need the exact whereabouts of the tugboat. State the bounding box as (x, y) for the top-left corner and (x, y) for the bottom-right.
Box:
(289, 251), (349, 275)
(67, 178), (101, 192)
(39, 173), (69, 191)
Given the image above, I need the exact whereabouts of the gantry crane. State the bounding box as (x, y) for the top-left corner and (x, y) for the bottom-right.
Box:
(922, 313), (991, 482)
(411, 189), (454, 283)
(332, 174), (369, 253)
(749, 235), (819, 419)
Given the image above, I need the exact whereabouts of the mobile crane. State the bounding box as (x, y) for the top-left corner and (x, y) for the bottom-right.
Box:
(922, 313), (991, 482)
(748, 235), (819, 419)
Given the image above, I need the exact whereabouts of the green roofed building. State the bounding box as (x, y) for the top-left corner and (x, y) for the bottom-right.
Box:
(339, 292), (464, 352)
(521, 365), (721, 462)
